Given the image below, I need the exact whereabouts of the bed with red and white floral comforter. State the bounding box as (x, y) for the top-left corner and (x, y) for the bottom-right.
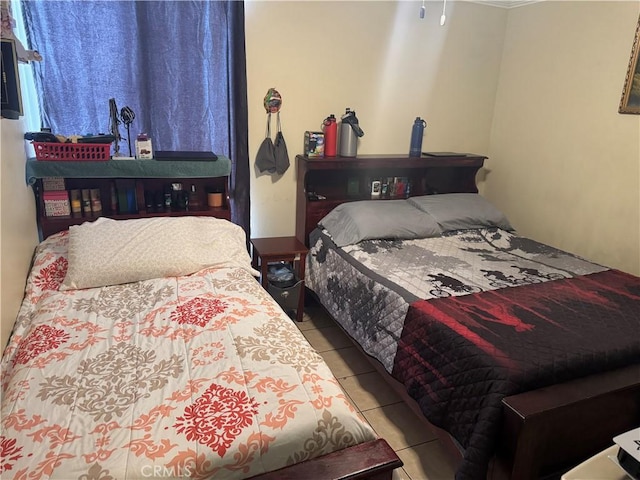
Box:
(0, 231), (376, 479)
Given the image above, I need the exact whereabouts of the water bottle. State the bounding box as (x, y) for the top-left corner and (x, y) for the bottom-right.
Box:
(339, 108), (364, 157)
(409, 117), (427, 157)
(339, 122), (357, 158)
(323, 114), (337, 157)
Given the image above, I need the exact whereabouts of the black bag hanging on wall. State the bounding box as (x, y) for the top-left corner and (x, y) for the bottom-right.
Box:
(256, 113), (276, 174)
(274, 112), (289, 175)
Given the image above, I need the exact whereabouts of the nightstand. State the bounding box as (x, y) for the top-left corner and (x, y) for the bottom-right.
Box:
(250, 236), (308, 322)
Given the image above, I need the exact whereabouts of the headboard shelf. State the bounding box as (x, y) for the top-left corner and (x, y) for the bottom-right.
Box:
(27, 159), (231, 240)
(299, 154), (484, 169)
(295, 153), (486, 245)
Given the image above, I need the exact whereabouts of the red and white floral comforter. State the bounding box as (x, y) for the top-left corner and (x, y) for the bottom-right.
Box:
(1, 232), (375, 479)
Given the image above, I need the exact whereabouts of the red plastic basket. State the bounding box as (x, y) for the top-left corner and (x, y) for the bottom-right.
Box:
(33, 142), (111, 161)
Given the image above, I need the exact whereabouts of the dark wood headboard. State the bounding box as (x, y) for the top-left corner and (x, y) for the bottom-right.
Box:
(26, 158), (232, 240)
(295, 153), (486, 246)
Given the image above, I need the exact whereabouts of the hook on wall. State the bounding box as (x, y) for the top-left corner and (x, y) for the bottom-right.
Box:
(264, 88), (282, 114)
(418, 0), (447, 25)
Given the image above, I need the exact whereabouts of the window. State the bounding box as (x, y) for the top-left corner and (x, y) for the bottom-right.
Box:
(21, 0), (250, 231)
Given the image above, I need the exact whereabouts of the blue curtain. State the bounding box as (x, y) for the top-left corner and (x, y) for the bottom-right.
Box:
(22, 0), (250, 233)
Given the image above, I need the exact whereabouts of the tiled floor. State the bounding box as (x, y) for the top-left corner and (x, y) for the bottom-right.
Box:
(297, 300), (460, 480)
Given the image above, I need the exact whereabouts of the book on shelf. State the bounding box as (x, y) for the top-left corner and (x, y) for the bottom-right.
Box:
(43, 190), (70, 217)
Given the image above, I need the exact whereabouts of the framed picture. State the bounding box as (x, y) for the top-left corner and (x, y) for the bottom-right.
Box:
(1, 38), (23, 119)
(619, 16), (640, 114)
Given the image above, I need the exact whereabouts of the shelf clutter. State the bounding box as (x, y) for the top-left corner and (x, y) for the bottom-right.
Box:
(26, 158), (232, 240)
(40, 177), (217, 219)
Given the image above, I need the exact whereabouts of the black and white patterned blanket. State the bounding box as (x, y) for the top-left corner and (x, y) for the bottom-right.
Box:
(305, 228), (640, 480)
(306, 228), (605, 372)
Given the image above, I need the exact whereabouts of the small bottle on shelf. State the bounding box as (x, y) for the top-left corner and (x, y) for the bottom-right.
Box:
(70, 189), (82, 217)
(81, 189), (92, 217)
(172, 183), (186, 210)
(154, 191), (164, 212)
(144, 190), (154, 212)
(188, 184), (201, 211)
(110, 183), (118, 213)
(90, 189), (102, 216)
(163, 186), (172, 212)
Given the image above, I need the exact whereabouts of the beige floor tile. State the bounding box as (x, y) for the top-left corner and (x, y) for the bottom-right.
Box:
(301, 303), (454, 479)
(392, 466), (412, 480)
(298, 305), (335, 331)
(320, 347), (375, 379)
(301, 326), (353, 352)
(361, 403), (438, 451)
(395, 441), (460, 480)
(338, 371), (402, 411)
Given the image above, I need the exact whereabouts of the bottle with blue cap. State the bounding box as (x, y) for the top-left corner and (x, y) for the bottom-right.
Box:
(409, 117), (427, 157)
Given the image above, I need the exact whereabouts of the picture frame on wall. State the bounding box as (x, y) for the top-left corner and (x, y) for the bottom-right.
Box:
(1, 38), (23, 119)
(619, 16), (640, 115)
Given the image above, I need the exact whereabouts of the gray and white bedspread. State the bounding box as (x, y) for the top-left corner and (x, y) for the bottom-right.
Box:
(306, 228), (640, 480)
(305, 227), (606, 373)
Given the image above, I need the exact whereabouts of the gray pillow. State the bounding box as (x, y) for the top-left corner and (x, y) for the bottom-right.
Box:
(407, 193), (513, 232)
(318, 200), (442, 247)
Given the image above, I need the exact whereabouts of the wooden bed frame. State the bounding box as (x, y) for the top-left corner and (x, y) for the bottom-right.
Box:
(251, 438), (401, 480)
(25, 184), (403, 480)
(296, 154), (640, 480)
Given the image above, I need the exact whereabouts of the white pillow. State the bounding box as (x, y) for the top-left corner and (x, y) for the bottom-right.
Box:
(61, 216), (257, 290)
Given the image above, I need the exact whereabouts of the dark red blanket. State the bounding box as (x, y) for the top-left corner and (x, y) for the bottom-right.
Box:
(391, 269), (640, 480)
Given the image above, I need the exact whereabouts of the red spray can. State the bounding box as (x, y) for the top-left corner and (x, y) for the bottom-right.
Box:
(323, 114), (337, 157)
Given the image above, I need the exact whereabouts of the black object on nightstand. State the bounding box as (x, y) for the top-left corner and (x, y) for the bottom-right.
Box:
(251, 236), (308, 322)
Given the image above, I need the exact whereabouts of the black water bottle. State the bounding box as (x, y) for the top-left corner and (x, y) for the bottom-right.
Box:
(409, 117), (427, 157)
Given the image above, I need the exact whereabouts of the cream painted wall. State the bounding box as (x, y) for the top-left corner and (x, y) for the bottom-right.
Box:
(487, 1), (640, 275)
(1, 119), (39, 352)
(245, 1), (507, 237)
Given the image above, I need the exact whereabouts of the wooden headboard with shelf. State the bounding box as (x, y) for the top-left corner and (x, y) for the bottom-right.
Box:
(295, 153), (486, 246)
(26, 158), (232, 240)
